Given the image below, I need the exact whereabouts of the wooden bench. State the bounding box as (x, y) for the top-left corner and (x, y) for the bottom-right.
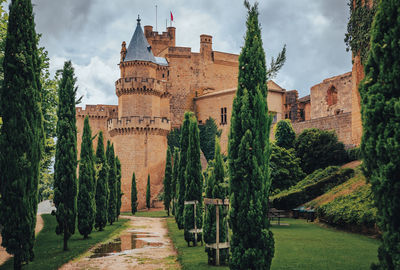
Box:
(268, 208), (289, 226)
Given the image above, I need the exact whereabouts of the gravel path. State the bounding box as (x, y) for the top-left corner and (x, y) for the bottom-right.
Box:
(60, 215), (180, 270)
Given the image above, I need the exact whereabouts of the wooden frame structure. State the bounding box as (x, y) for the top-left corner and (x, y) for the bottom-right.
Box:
(204, 198), (230, 266)
(184, 200), (203, 246)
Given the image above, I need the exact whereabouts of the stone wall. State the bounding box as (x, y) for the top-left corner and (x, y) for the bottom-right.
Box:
(292, 112), (352, 146)
(310, 72), (352, 119)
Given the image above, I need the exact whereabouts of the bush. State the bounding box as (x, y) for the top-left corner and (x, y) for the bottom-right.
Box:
(295, 128), (348, 174)
(269, 143), (305, 193)
(347, 147), (361, 162)
(317, 183), (377, 229)
(271, 167), (354, 210)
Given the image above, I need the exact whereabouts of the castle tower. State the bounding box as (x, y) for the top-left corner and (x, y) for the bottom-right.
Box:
(110, 16), (171, 210)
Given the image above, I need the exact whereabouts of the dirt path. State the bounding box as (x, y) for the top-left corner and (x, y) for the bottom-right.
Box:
(60, 216), (180, 270)
(0, 215), (44, 266)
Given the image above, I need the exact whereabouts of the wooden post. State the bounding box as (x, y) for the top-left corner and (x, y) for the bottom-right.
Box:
(216, 204), (220, 266)
(194, 202), (197, 246)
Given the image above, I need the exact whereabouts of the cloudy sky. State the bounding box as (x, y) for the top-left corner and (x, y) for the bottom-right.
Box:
(22, 0), (352, 106)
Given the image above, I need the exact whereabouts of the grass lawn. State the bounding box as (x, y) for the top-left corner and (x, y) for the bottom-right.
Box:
(121, 209), (169, 218)
(0, 214), (129, 270)
(167, 217), (379, 270)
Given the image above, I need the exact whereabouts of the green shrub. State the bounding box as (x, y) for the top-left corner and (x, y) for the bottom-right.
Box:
(317, 184), (377, 229)
(295, 128), (348, 174)
(271, 167), (354, 210)
(347, 147), (361, 162)
(274, 119), (296, 149)
(270, 143), (305, 192)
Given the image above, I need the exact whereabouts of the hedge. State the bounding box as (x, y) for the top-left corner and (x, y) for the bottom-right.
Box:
(271, 168), (354, 210)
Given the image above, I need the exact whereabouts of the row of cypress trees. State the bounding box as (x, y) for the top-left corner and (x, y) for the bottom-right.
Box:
(53, 61), (122, 250)
(162, 2), (275, 268)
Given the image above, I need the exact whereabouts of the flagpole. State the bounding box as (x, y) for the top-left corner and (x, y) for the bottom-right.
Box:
(155, 5), (158, 31)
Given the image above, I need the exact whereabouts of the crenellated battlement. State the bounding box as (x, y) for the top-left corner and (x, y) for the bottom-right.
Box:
(76, 105), (118, 119)
(107, 116), (171, 135)
(115, 76), (171, 97)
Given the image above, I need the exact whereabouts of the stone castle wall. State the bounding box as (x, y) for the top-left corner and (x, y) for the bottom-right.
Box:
(292, 112), (353, 146)
(310, 72), (352, 119)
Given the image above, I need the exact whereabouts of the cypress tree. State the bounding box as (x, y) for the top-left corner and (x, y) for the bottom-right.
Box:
(228, 1), (274, 269)
(0, 0), (44, 267)
(53, 61), (78, 250)
(183, 116), (203, 246)
(274, 119), (296, 149)
(176, 111), (192, 229)
(359, 1), (400, 269)
(106, 141), (117, 225)
(164, 147), (172, 216)
(146, 174), (151, 209)
(115, 156), (122, 220)
(204, 137), (228, 265)
(171, 147), (180, 215)
(77, 116), (96, 239)
(94, 131), (108, 231)
(131, 172), (138, 215)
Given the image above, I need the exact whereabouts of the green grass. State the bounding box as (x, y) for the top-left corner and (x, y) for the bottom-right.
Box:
(121, 210), (169, 218)
(0, 214), (129, 270)
(167, 217), (379, 270)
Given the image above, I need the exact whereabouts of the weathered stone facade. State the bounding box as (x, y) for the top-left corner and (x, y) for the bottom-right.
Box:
(76, 19), (286, 211)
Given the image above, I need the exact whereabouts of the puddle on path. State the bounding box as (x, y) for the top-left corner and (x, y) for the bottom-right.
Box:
(90, 231), (163, 258)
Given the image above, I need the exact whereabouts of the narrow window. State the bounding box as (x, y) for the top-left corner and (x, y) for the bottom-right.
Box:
(220, 107), (227, 125)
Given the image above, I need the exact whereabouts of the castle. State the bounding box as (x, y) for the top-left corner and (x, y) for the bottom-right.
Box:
(76, 16), (363, 211)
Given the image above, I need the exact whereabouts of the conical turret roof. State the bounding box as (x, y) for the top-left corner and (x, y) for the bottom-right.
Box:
(124, 16), (157, 63)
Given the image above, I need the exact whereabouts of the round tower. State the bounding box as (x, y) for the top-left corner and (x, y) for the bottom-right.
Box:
(110, 16), (171, 211)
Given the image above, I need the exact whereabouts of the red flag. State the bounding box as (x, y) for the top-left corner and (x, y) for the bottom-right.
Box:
(170, 11), (173, 21)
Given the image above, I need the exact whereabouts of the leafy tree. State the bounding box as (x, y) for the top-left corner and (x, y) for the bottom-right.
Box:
(0, 0), (44, 268)
(274, 119), (296, 149)
(199, 117), (222, 161)
(163, 147), (172, 216)
(176, 112), (193, 229)
(146, 174), (151, 209)
(171, 147), (179, 215)
(115, 156), (122, 220)
(131, 172), (138, 215)
(94, 131), (108, 231)
(204, 137), (228, 265)
(183, 115), (203, 246)
(359, 1), (400, 268)
(106, 141), (117, 225)
(77, 117), (96, 239)
(295, 128), (348, 174)
(228, 1), (274, 269)
(270, 143), (305, 193)
(53, 61), (78, 250)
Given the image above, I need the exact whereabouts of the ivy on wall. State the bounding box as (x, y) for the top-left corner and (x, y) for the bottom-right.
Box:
(344, 0), (377, 64)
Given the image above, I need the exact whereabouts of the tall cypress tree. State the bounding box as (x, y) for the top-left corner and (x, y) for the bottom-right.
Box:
(204, 137), (228, 264)
(146, 174), (151, 209)
(53, 61), (78, 250)
(176, 111), (192, 229)
(115, 156), (122, 220)
(94, 131), (108, 231)
(131, 172), (138, 215)
(171, 147), (180, 215)
(359, 1), (400, 269)
(228, 2), (274, 269)
(164, 147), (172, 216)
(183, 116), (203, 246)
(107, 141), (117, 225)
(78, 116), (96, 239)
(0, 0), (44, 267)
